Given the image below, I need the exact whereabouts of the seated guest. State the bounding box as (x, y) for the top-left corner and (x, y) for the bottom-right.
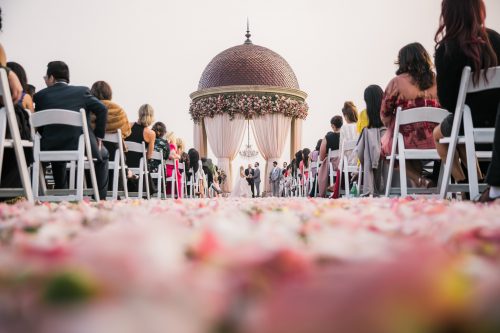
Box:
(309, 139), (322, 197)
(176, 137), (189, 175)
(340, 101), (359, 145)
(90, 81), (131, 161)
(317, 116), (343, 197)
(433, 0), (500, 201)
(27, 84), (36, 98)
(166, 132), (182, 197)
(187, 148), (201, 196)
(357, 108), (369, 134)
(126, 104), (156, 168)
(7, 62), (34, 112)
(33, 61), (109, 200)
(90, 81), (131, 138)
(149, 122), (170, 173)
(300, 148), (311, 187)
(357, 85), (386, 196)
(380, 42), (440, 188)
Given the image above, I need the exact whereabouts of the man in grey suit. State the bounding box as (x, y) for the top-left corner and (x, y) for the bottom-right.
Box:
(269, 161), (281, 197)
(253, 162), (261, 197)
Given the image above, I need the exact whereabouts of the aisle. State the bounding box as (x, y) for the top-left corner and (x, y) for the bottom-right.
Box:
(1, 198), (500, 333)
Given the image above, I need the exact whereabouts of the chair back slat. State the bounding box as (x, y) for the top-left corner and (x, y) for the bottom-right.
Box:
(396, 107), (450, 126)
(467, 66), (500, 93)
(31, 109), (83, 128)
(103, 130), (121, 144)
(124, 141), (144, 153)
(151, 150), (163, 161)
(342, 139), (358, 151)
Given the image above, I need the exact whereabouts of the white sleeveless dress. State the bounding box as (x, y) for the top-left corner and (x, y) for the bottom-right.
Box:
(231, 172), (252, 198)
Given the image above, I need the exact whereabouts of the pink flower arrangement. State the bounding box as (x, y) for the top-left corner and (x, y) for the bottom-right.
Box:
(189, 93), (309, 123)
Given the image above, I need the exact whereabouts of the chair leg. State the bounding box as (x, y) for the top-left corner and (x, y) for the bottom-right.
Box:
(138, 161), (144, 199)
(32, 160), (40, 200)
(112, 163), (120, 200)
(76, 157), (85, 201)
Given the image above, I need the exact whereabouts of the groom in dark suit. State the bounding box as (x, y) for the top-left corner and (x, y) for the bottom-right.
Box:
(245, 164), (255, 198)
(33, 61), (109, 200)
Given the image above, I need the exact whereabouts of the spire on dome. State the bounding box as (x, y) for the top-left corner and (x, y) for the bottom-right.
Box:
(244, 18), (252, 45)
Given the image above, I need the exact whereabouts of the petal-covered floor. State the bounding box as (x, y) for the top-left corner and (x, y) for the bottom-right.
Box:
(1, 198), (500, 333)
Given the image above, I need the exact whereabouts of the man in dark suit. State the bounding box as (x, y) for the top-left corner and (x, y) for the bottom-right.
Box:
(245, 164), (255, 198)
(33, 61), (109, 200)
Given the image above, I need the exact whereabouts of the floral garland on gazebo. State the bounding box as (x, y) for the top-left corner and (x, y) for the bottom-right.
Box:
(189, 93), (309, 123)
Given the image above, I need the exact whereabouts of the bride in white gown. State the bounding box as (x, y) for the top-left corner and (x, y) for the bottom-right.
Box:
(230, 166), (253, 198)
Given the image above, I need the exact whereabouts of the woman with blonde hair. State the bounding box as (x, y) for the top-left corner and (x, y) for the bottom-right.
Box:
(125, 104), (156, 168)
(166, 131), (183, 197)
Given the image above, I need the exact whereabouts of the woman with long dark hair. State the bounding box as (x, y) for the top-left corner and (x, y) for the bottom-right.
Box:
(432, 0), (500, 201)
(6, 62), (33, 112)
(356, 85), (387, 196)
(364, 85), (384, 129)
(380, 43), (440, 187)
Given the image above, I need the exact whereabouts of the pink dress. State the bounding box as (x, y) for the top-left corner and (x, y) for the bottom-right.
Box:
(166, 143), (182, 197)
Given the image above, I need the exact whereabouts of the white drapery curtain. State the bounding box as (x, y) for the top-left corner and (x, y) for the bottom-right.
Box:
(204, 114), (246, 192)
(251, 114), (292, 193)
(193, 122), (207, 158)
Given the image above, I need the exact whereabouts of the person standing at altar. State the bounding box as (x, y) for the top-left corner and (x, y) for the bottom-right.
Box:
(270, 161), (281, 197)
(245, 164), (255, 198)
(253, 162), (261, 197)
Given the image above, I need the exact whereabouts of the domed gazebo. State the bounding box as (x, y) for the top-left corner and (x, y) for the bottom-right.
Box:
(190, 26), (308, 193)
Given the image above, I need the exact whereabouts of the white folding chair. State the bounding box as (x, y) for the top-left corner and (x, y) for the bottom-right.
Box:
(186, 167), (197, 198)
(308, 161), (317, 196)
(124, 141), (150, 199)
(149, 150), (167, 199)
(165, 160), (179, 199)
(103, 129), (128, 200)
(338, 140), (363, 198)
(31, 109), (100, 202)
(0, 68), (34, 203)
(178, 162), (186, 198)
(385, 107), (450, 197)
(439, 66), (499, 199)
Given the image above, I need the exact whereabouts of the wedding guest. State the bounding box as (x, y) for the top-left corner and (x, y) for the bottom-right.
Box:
(149, 122), (170, 173)
(380, 42), (440, 188)
(176, 137), (189, 176)
(300, 148), (311, 188)
(90, 81), (131, 138)
(317, 116), (343, 197)
(6, 62), (34, 112)
(34, 61), (109, 200)
(357, 108), (369, 134)
(432, 0), (500, 201)
(357, 85), (386, 196)
(309, 139), (322, 197)
(293, 150), (303, 179)
(340, 101), (359, 145)
(27, 84), (36, 98)
(166, 131), (182, 197)
(126, 104), (156, 167)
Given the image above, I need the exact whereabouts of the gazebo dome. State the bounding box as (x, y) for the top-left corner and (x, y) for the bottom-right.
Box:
(198, 43), (300, 90)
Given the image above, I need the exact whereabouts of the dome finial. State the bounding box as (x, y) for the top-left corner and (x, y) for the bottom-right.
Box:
(245, 17), (252, 45)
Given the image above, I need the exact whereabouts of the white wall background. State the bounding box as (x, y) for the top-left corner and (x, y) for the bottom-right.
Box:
(2, 0), (500, 169)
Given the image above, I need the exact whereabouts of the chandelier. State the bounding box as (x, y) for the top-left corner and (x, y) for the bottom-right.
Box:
(239, 120), (259, 160)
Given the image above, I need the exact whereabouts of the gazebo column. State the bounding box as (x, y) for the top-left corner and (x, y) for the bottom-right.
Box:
(290, 118), (303, 160)
(193, 121), (208, 158)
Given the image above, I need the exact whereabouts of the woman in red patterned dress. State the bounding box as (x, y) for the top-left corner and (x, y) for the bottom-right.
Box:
(380, 43), (441, 188)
